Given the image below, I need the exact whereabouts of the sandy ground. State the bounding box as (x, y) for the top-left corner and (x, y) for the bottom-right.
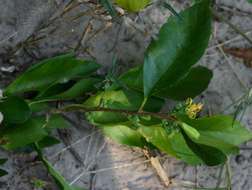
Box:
(0, 0), (252, 189)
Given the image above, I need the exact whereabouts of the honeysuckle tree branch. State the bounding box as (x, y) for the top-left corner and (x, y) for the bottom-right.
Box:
(52, 104), (177, 121)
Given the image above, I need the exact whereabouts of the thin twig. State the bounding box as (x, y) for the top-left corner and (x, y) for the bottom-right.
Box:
(52, 104), (176, 121)
(217, 46), (247, 91)
(57, 129), (85, 166)
(70, 159), (151, 185)
(225, 158), (232, 190)
(49, 130), (100, 159)
(74, 20), (93, 52)
(216, 164), (224, 188)
(212, 9), (252, 45)
(207, 30), (252, 51)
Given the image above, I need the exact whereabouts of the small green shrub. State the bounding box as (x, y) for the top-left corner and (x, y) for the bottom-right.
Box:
(1, 1), (251, 189)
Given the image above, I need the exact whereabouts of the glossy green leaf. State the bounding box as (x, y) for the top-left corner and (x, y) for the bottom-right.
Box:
(84, 89), (164, 125)
(178, 115), (252, 154)
(5, 54), (100, 96)
(0, 158), (7, 165)
(29, 102), (50, 113)
(0, 118), (48, 150)
(37, 78), (101, 101)
(0, 96), (31, 124)
(182, 130), (227, 166)
(102, 123), (147, 147)
(143, 0), (211, 97)
(45, 115), (71, 132)
(99, 0), (117, 17)
(117, 65), (143, 91)
(115, 0), (150, 12)
(0, 169), (8, 177)
(138, 124), (177, 156)
(38, 136), (61, 149)
(155, 66), (212, 100)
(84, 89), (164, 149)
(30, 115), (70, 133)
(118, 65), (212, 100)
(36, 148), (84, 190)
(180, 122), (200, 140)
(138, 125), (202, 165)
(162, 2), (181, 19)
(35, 81), (74, 99)
(72, 187), (86, 190)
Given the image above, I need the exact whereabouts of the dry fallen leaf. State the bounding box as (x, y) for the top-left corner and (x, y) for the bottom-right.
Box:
(223, 47), (252, 67)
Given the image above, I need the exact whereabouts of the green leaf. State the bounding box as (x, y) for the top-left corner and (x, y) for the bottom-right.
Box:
(5, 54), (100, 96)
(115, 0), (151, 12)
(162, 2), (181, 19)
(138, 123), (203, 165)
(155, 66), (213, 100)
(143, 0), (211, 97)
(117, 65), (143, 91)
(72, 187), (85, 190)
(37, 78), (101, 101)
(36, 148), (84, 190)
(118, 65), (212, 100)
(45, 115), (71, 132)
(29, 102), (50, 113)
(138, 124), (177, 156)
(0, 96), (31, 124)
(180, 122), (200, 140)
(99, 0), (117, 17)
(0, 158), (7, 165)
(84, 89), (164, 125)
(0, 169), (8, 177)
(37, 136), (61, 149)
(248, 0), (252, 4)
(35, 81), (74, 99)
(84, 89), (164, 149)
(102, 123), (147, 147)
(178, 115), (252, 154)
(0, 118), (48, 150)
(181, 130), (227, 166)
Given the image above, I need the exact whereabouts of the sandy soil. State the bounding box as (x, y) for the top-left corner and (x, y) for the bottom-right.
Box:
(0, 0), (252, 189)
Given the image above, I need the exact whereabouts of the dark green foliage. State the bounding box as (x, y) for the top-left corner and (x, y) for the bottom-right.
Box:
(0, 159), (8, 177)
(99, 0), (117, 17)
(0, 96), (31, 124)
(35, 145), (84, 190)
(143, 0), (212, 97)
(4, 53), (100, 96)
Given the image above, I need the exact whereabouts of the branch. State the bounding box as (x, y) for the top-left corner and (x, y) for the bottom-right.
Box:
(51, 104), (176, 121)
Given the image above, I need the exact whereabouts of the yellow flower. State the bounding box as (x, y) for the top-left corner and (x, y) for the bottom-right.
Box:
(185, 98), (203, 119)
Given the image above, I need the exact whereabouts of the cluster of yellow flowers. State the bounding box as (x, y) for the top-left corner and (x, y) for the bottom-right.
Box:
(185, 98), (203, 119)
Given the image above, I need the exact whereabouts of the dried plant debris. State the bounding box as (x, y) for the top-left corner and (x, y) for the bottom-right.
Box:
(223, 47), (252, 67)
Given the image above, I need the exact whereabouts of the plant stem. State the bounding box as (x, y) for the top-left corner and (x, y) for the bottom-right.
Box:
(225, 158), (232, 190)
(52, 104), (176, 121)
(215, 164), (224, 188)
(138, 97), (148, 112)
(138, 96), (171, 187)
